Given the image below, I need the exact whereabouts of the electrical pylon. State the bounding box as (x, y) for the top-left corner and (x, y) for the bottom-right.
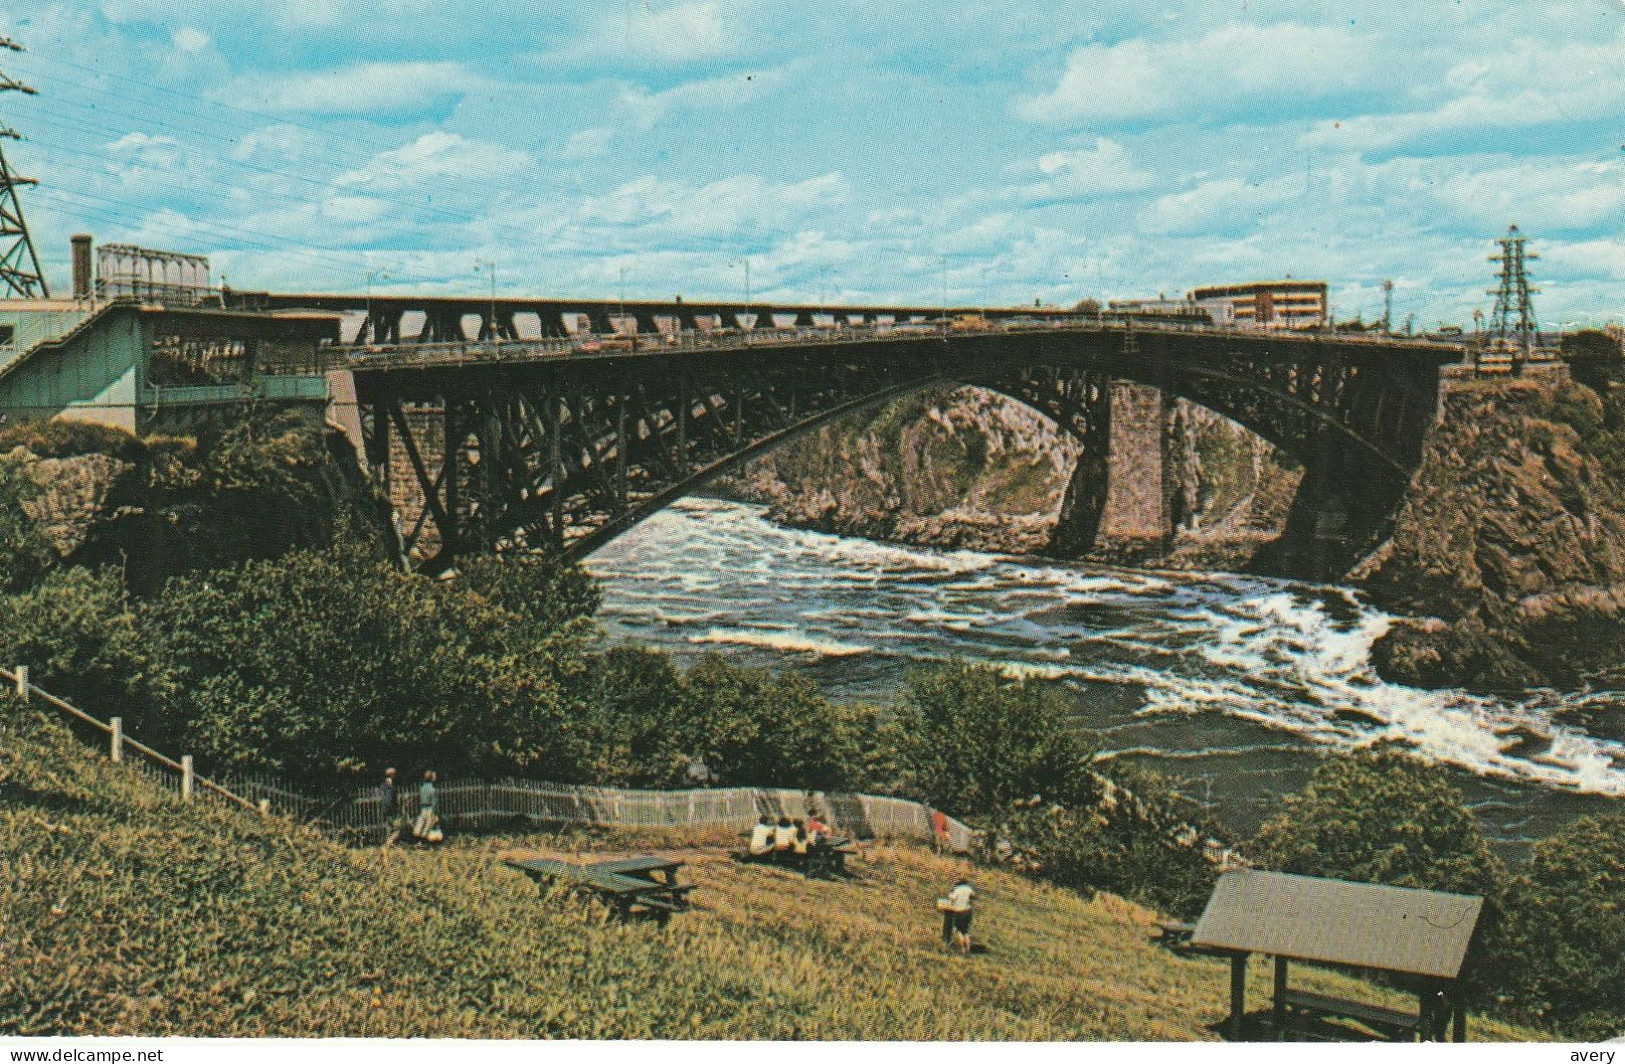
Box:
(0, 36), (48, 299)
(1488, 224), (1538, 373)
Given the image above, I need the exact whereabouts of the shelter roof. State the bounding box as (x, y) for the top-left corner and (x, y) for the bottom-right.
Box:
(1189, 869), (1483, 980)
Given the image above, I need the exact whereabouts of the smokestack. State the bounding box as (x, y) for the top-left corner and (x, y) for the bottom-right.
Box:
(70, 233), (93, 300)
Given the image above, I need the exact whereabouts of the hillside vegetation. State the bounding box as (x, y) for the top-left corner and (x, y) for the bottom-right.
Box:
(0, 707), (1544, 1040)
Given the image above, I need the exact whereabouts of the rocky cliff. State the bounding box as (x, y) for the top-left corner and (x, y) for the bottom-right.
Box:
(1354, 375), (1625, 694)
(721, 384), (1298, 565)
(0, 415), (387, 595)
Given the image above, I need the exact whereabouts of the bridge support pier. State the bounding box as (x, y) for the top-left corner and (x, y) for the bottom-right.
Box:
(1041, 379), (1178, 560)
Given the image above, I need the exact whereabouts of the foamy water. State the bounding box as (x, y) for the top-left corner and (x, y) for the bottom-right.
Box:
(589, 498), (1625, 844)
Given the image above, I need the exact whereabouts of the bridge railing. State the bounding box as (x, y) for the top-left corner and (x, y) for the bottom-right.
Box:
(342, 315), (1467, 372)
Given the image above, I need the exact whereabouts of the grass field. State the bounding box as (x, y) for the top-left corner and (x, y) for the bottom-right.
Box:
(0, 705), (1547, 1040)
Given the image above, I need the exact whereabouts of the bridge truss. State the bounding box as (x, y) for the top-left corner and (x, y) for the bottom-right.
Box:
(350, 323), (1459, 579)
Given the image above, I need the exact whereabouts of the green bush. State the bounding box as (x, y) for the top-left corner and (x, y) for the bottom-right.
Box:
(0, 449), (55, 594)
(1000, 762), (1220, 919)
(1251, 746), (1506, 899)
(675, 654), (873, 790)
(140, 546), (600, 790)
(3, 566), (147, 719)
(888, 661), (1099, 819)
(1489, 814), (1625, 1037)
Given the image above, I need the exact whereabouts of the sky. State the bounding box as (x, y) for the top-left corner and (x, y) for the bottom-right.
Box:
(1, 1), (1622, 328)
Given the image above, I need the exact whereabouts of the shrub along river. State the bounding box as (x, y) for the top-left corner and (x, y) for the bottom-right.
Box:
(590, 497), (1625, 853)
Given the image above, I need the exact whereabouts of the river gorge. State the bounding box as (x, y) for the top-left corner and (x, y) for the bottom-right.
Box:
(592, 496), (1624, 856)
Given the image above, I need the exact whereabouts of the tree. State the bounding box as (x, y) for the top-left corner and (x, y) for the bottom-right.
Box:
(888, 661), (1098, 819)
(568, 646), (694, 786)
(1489, 814), (1625, 1037)
(676, 654), (870, 790)
(0, 449), (54, 594)
(1252, 746), (1506, 899)
(140, 546), (602, 790)
(3, 566), (147, 719)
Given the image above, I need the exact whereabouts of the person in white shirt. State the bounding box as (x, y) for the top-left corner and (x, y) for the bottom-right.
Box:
(942, 878), (976, 952)
(748, 815), (775, 857)
(772, 815), (796, 853)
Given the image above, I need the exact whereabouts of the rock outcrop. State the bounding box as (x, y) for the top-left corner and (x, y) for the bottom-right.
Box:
(722, 384), (1298, 564)
(1355, 377), (1625, 692)
(0, 417), (387, 594)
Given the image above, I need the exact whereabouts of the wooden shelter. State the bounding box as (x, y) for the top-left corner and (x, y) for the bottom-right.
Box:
(1190, 869), (1484, 1042)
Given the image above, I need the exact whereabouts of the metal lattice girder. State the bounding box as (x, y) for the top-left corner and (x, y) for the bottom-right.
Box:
(0, 138), (47, 298)
(351, 326), (1457, 573)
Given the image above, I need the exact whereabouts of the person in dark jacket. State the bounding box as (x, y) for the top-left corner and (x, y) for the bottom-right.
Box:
(378, 767), (403, 847)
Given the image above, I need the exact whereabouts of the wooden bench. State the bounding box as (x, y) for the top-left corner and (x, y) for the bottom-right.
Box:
(1280, 988), (1423, 1041)
(1150, 920), (1196, 950)
(506, 856), (694, 923)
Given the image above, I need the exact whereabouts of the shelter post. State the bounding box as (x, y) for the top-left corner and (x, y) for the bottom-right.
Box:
(1273, 956), (1289, 1039)
(1228, 953), (1248, 1041)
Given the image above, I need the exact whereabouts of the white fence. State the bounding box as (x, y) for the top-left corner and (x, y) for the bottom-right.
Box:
(334, 778), (977, 851)
(4, 663), (977, 852)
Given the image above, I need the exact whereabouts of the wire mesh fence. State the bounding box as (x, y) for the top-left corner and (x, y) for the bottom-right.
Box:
(4, 664), (977, 851)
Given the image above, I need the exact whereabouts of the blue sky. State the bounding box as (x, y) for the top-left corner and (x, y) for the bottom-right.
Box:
(1, 1), (1622, 328)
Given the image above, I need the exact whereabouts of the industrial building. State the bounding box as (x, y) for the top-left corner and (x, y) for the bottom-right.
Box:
(1189, 279), (1328, 330)
(0, 237), (339, 435)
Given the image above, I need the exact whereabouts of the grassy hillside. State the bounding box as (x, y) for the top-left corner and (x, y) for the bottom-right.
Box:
(0, 704), (1544, 1040)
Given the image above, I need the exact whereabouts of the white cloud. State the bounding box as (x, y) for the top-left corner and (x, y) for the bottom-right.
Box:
(104, 132), (184, 168)
(561, 127), (616, 160)
(1137, 176), (1304, 236)
(1016, 23), (1376, 125)
(617, 64), (798, 128)
(624, 0), (731, 63)
(1018, 137), (1154, 199)
(1431, 160), (1625, 233)
(334, 132), (532, 189)
(572, 171), (850, 239)
(218, 61), (476, 116)
(172, 26), (211, 52)
(1299, 30), (1625, 155)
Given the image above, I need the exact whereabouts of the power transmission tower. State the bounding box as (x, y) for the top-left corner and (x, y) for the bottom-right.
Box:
(1381, 279), (1393, 335)
(1488, 224), (1538, 374)
(0, 36), (48, 299)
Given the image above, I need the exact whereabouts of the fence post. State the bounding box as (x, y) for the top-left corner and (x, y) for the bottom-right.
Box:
(110, 717), (123, 763)
(14, 665), (27, 702)
(181, 755), (194, 803)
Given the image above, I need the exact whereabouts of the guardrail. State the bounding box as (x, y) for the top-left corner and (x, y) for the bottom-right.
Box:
(3, 663), (268, 815)
(343, 318), (1468, 373)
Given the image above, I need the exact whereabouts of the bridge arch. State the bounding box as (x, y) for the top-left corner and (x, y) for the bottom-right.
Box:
(351, 326), (1455, 578)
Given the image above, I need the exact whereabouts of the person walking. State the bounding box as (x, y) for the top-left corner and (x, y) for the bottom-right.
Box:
(413, 769), (441, 844)
(939, 877), (976, 953)
(378, 767), (403, 847)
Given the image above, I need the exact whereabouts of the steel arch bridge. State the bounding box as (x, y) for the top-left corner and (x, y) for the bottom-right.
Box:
(344, 320), (1462, 579)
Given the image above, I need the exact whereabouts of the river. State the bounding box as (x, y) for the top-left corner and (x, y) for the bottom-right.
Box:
(588, 497), (1625, 853)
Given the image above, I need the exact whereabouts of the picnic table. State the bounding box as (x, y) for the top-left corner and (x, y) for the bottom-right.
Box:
(1279, 988), (1424, 1042)
(741, 835), (857, 878)
(506, 855), (694, 923)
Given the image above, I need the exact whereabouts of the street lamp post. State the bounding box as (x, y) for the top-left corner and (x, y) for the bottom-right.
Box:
(365, 266), (388, 347)
(474, 259), (497, 351)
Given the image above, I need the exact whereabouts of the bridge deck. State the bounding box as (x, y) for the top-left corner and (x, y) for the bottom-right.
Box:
(345, 320), (1466, 374)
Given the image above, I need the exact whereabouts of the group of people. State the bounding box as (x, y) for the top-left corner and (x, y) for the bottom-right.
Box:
(377, 766), (442, 846)
(747, 813), (834, 859)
